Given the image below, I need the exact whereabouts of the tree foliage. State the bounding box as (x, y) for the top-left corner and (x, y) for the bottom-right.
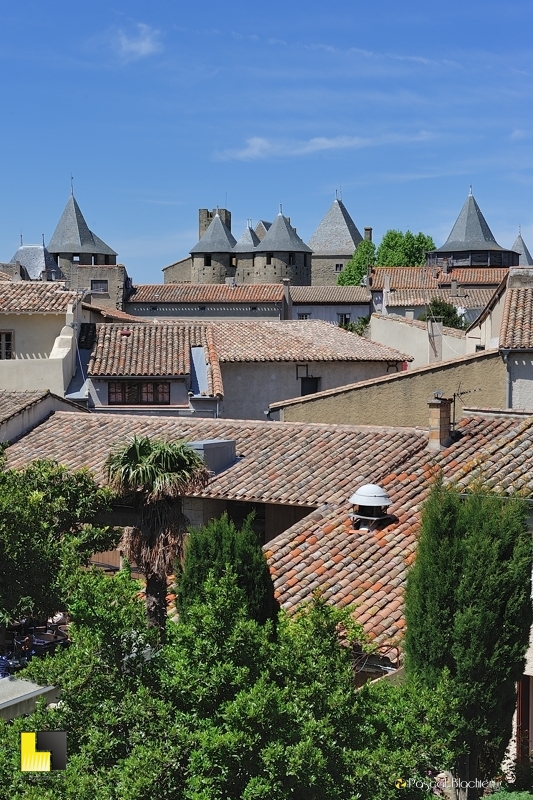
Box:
(418, 297), (467, 330)
(0, 570), (459, 800)
(405, 479), (532, 796)
(177, 512), (278, 625)
(105, 436), (211, 638)
(376, 229), (435, 267)
(337, 239), (376, 286)
(0, 460), (115, 623)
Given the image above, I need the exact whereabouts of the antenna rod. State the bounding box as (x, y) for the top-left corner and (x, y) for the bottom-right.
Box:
(71, 173), (74, 195)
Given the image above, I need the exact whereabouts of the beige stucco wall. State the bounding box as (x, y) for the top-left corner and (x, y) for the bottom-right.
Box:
(466, 287), (506, 353)
(0, 313), (66, 358)
(277, 350), (505, 427)
(370, 315), (467, 369)
(0, 323), (77, 396)
(219, 360), (397, 420)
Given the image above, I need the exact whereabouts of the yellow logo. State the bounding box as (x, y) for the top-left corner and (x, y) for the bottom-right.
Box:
(395, 778), (407, 788)
(20, 731), (67, 771)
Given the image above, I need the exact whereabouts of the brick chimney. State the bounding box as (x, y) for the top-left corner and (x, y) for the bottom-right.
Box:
(364, 227), (373, 242)
(427, 394), (453, 451)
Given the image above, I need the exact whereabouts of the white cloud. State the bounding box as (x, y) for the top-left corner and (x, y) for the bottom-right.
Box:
(510, 129), (529, 141)
(116, 23), (162, 63)
(216, 131), (433, 161)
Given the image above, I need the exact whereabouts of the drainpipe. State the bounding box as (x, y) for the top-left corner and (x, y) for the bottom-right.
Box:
(501, 349), (512, 409)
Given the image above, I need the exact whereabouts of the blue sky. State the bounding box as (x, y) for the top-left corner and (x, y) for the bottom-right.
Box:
(2, 1), (533, 282)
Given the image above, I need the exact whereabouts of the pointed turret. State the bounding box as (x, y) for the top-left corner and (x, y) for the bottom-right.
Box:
(233, 224), (260, 253)
(437, 191), (504, 253)
(47, 195), (116, 257)
(427, 191), (519, 268)
(190, 212), (237, 254)
(256, 213), (311, 253)
(308, 198), (362, 255)
(511, 232), (533, 266)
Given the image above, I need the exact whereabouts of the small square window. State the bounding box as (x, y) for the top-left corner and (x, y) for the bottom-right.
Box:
(91, 280), (109, 293)
(298, 313), (310, 320)
(337, 313), (351, 325)
(266, 253), (273, 265)
(199, 306), (206, 311)
(335, 263), (344, 272)
(204, 254), (212, 267)
(0, 331), (13, 360)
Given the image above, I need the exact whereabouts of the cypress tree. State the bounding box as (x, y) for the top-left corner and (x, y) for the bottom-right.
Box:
(177, 513), (278, 625)
(405, 480), (532, 798)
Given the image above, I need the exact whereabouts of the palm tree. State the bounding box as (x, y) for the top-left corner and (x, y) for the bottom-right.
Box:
(105, 436), (211, 640)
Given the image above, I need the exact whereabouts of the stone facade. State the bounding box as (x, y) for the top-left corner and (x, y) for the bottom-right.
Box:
(191, 252), (234, 284)
(74, 264), (131, 310)
(199, 208), (231, 239)
(311, 255), (350, 286)
(251, 251), (310, 285)
(163, 256), (192, 284)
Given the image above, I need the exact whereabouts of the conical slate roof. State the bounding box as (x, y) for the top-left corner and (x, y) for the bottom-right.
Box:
(256, 213), (312, 253)
(511, 232), (533, 266)
(308, 198), (362, 255)
(437, 192), (505, 252)
(190, 213), (237, 254)
(47, 195), (117, 256)
(234, 225), (261, 253)
(10, 244), (63, 280)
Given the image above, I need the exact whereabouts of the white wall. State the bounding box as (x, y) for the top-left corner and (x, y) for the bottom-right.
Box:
(370, 315), (466, 370)
(0, 325), (77, 395)
(218, 360), (395, 420)
(0, 392), (83, 443)
(466, 287), (506, 353)
(0, 313), (67, 358)
(510, 356), (533, 410)
(290, 303), (369, 323)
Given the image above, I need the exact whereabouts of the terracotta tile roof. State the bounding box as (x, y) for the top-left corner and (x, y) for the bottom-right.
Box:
(0, 272), (12, 281)
(7, 409), (533, 648)
(384, 288), (495, 309)
(0, 282), (79, 313)
(499, 288), (533, 349)
(266, 413), (531, 645)
(128, 284), (286, 304)
(5, 413), (428, 508)
(88, 323), (224, 398)
(289, 285), (371, 304)
(369, 266), (508, 290)
(0, 390), (50, 425)
(211, 320), (411, 362)
(82, 302), (145, 322)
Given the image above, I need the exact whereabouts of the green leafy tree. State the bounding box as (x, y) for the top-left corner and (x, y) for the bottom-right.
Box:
(105, 436), (211, 640)
(177, 512), (278, 625)
(405, 479), (532, 798)
(337, 239), (376, 286)
(0, 460), (115, 626)
(418, 297), (467, 330)
(376, 229), (435, 266)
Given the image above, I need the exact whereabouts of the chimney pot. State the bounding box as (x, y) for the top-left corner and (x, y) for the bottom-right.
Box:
(364, 227), (373, 242)
(427, 396), (453, 451)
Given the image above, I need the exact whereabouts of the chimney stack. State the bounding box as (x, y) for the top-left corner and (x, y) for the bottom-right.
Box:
(427, 394), (453, 451)
(364, 227), (373, 242)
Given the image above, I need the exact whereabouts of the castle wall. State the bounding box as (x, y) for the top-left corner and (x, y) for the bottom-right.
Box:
(163, 257), (192, 284)
(191, 253), (234, 284)
(253, 252), (310, 285)
(311, 254), (353, 286)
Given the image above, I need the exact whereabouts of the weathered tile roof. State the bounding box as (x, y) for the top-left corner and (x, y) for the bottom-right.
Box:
(87, 323), (224, 397)
(369, 266), (508, 290)
(128, 284), (285, 304)
(499, 288), (533, 349)
(82, 302), (145, 322)
(0, 282), (80, 313)
(211, 320), (411, 362)
(384, 288), (495, 309)
(0, 390), (50, 425)
(308, 199), (362, 255)
(5, 412), (427, 508)
(0, 272), (12, 281)
(7, 409), (533, 647)
(266, 412), (532, 644)
(290, 285), (371, 304)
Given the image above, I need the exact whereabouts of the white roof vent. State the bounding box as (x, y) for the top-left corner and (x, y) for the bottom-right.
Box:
(349, 483), (394, 529)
